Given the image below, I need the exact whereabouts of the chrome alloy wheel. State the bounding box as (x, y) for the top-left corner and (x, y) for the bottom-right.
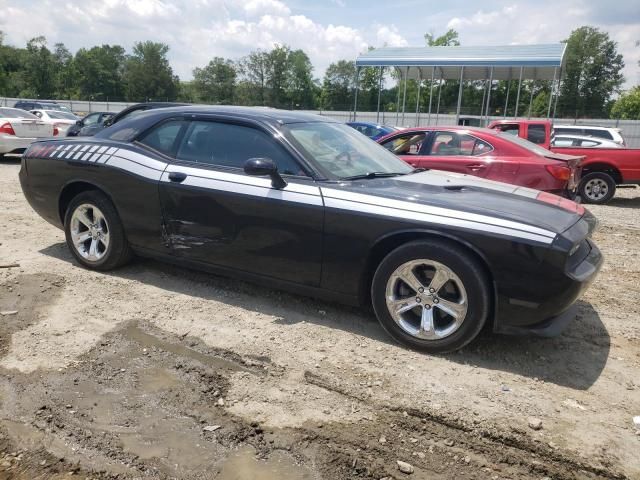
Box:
(385, 259), (468, 340)
(583, 178), (609, 201)
(70, 203), (110, 262)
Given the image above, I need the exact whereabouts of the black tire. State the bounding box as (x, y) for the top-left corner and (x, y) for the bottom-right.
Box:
(63, 190), (132, 271)
(579, 172), (616, 204)
(371, 239), (490, 353)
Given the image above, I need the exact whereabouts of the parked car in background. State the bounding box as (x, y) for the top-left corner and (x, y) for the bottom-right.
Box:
(67, 112), (114, 137)
(489, 119), (640, 204)
(552, 135), (623, 149)
(14, 100), (73, 114)
(77, 102), (188, 137)
(553, 124), (625, 146)
(20, 106), (601, 353)
(377, 126), (583, 197)
(30, 109), (80, 136)
(0, 107), (56, 159)
(347, 122), (400, 140)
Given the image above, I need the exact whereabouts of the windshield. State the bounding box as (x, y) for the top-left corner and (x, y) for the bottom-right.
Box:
(283, 122), (413, 179)
(45, 110), (78, 120)
(0, 108), (38, 119)
(498, 131), (553, 157)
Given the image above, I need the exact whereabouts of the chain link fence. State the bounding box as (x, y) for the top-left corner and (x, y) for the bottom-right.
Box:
(3, 96), (639, 148)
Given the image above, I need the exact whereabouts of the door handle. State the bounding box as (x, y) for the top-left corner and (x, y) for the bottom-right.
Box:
(466, 164), (486, 171)
(168, 171), (187, 183)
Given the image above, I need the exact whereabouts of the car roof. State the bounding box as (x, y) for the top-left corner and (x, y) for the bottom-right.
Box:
(125, 105), (338, 125)
(396, 126), (502, 136)
(554, 124), (614, 131)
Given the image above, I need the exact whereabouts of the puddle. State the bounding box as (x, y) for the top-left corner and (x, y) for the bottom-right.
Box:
(139, 367), (180, 392)
(123, 324), (253, 373)
(218, 446), (315, 480)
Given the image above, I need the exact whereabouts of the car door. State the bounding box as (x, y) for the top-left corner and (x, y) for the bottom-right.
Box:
(158, 116), (324, 287)
(423, 131), (495, 177)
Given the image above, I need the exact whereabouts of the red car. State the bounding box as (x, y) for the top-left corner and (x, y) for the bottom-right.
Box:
(376, 127), (582, 196)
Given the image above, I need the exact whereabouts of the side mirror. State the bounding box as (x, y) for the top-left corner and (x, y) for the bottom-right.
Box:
(244, 158), (287, 189)
(75, 120), (82, 126)
(103, 118), (113, 127)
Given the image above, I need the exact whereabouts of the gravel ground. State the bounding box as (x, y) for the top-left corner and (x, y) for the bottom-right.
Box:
(0, 159), (639, 479)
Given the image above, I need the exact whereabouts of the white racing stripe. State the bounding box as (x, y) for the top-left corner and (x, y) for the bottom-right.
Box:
(160, 168), (322, 206)
(321, 187), (556, 241)
(39, 143), (556, 243)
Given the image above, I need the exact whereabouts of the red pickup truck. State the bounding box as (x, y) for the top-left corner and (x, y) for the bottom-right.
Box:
(488, 119), (640, 204)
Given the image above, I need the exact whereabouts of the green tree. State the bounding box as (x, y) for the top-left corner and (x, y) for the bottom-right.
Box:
(74, 45), (126, 100)
(192, 57), (237, 104)
(123, 41), (179, 101)
(557, 26), (625, 118)
(320, 60), (356, 110)
(24, 36), (55, 98)
(239, 49), (269, 105)
(265, 44), (290, 107)
(425, 29), (460, 47)
(611, 86), (640, 119)
(286, 49), (315, 109)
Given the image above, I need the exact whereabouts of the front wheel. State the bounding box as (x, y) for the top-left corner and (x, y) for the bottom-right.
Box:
(579, 172), (616, 204)
(64, 190), (132, 271)
(371, 240), (490, 353)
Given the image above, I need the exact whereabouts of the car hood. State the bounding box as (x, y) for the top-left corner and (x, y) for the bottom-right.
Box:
(320, 170), (584, 238)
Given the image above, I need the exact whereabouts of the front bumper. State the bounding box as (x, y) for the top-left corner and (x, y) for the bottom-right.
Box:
(494, 239), (603, 337)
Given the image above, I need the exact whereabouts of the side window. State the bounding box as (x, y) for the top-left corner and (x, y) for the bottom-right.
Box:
(553, 138), (573, 147)
(138, 120), (187, 157)
(176, 121), (306, 176)
(585, 129), (612, 140)
(429, 132), (490, 156)
(527, 124), (546, 144)
(496, 124), (520, 136)
(83, 113), (100, 126)
(580, 139), (600, 147)
(381, 132), (426, 155)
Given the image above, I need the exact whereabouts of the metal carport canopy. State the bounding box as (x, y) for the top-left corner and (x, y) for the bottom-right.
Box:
(355, 44), (567, 81)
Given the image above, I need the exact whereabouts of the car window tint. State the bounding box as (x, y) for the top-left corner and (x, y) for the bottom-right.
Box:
(382, 133), (426, 155)
(527, 124), (546, 144)
(83, 113), (100, 125)
(0, 108), (38, 119)
(585, 129), (612, 140)
(581, 139), (599, 147)
(430, 132), (489, 156)
(138, 120), (187, 157)
(177, 121), (305, 176)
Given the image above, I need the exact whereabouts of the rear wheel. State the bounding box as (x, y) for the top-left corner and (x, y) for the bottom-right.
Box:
(579, 172), (616, 204)
(64, 191), (132, 270)
(371, 240), (490, 353)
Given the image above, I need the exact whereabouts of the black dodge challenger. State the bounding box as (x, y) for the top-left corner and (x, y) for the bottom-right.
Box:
(19, 106), (603, 352)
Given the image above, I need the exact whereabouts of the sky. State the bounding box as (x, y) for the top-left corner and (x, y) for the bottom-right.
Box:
(1, 0), (639, 87)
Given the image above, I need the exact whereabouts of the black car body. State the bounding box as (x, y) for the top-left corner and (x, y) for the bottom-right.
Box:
(77, 102), (187, 137)
(14, 100), (71, 113)
(19, 106), (602, 352)
(67, 112), (115, 137)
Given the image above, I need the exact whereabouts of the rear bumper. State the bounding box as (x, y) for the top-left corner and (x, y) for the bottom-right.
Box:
(0, 135), (37, 154)
(494, 240), (602, 337)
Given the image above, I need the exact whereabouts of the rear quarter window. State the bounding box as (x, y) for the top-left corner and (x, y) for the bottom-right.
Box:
(585, 129), (613, 140)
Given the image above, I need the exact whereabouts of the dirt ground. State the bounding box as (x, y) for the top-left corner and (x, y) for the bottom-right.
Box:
(0, 159), (639, 480)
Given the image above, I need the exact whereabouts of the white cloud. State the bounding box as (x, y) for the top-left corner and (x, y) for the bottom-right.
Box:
(375, 25), (409, 48)
(242, 0), (291, 17)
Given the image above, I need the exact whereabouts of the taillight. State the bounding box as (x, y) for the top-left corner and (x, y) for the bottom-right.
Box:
(545, 164), (571, 181)
(0, 122), (16, 136)
(536, 191), (585, 214)
(53, 125), (59, 136)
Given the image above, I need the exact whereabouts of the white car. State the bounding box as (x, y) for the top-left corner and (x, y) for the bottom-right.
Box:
(0, 108), (56, 158)
(30, 109), (80, 136)
(551, 134), (623, 149)
(553, 124), (626, 146)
